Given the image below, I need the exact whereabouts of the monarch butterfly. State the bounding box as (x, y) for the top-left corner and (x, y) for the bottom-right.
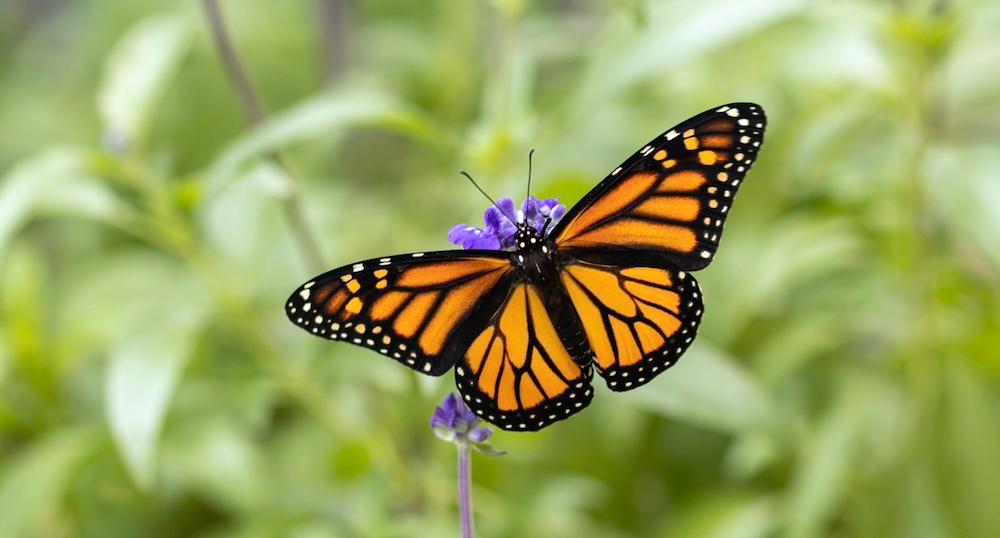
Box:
(286, 103), (766, 431)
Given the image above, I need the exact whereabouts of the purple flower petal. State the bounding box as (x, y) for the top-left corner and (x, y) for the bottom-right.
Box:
(468, 427), (492, 443)
(550, 203), (566, 222)
(430, 393), (458, 429)
(448, 223), (473, 245)
(521, 196), (540, 223)
(449, 196), (566, 251)
(496, 198), (516, 220)
(519, 196), (565, 236)
(470, 234), (501, 250)
(448, 225), (500, 250)
(430, 394), (503, 452)
(483, 207), (503, 234)
(489, 200), (518, 248)
(430, 393), (482, 437)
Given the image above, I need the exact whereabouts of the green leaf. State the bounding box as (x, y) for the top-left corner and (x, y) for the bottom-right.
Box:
(704, 217), (862, 343)
(751, 311), (848, 385)
(937, 358), (1000, 537)
(784, 378), (875, 537)
(104, 304), (206, 490)
(205, 87), (449, 197)
(572, 0), (807, 113)
(705, 496), (777, 538)
(666, 495), (778, 538)
(160, 417), (268, 513)
(200, 161), (287, 274)
(97, 15), (191, 148)
(622, 345), (779, 434)
(510, 475), (611, 537)
(471, 441), (507, 457)
(924, 144), (1000, 270)
(0, 148), (129, 259)
(0, 427), (100, 537)
(0, 333), (8, 383)
(901, 468), (953, 538)
(59, 254), (188, 347)
(0, 241), (49, 392)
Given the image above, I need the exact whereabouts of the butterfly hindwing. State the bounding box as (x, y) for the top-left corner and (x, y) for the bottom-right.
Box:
(286, 251), (513, 375)
(559, 253), (703, 390)
(552, 103), (766, 270)
(455, 283), (595, 431)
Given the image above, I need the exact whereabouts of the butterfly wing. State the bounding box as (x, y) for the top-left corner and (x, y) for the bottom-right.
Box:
(559, 253), (702, 390)
(456, 283), (594, 431)
(286, 250), (513, 375)
(551, 103), (766, 271)
(550, 103), (765, 389)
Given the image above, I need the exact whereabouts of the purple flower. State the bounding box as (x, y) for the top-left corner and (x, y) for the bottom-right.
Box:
(430, 397), (504, 538)
(430, 393), (481, 438)
(447, 224), (500, 250)
(448, 196), (566, 251)
(430, 394), (504, 455)
(520, 196), (566, 237)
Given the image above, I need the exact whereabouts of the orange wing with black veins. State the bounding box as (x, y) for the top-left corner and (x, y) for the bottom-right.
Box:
(553, 103), (766, 271)
(456, 283), (594, 431)
(286, 251), (513, 376)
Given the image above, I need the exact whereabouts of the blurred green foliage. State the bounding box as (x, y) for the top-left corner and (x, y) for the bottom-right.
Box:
(1, 0), (999, 536)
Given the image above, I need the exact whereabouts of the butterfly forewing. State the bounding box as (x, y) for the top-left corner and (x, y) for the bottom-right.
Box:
(552, 103), (766, 270)
(286, 251), (513, 375)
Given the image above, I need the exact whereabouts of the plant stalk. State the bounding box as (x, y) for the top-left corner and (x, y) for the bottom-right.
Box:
(200, 0), (326, 273)
(457, 442), (474, 538)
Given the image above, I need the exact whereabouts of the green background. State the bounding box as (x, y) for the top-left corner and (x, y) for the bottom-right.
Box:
(2, 0), (999, 536)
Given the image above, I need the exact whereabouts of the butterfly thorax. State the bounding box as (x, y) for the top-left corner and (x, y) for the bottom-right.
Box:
(510, 224), (560, 286)
(508, 223), (593, 367)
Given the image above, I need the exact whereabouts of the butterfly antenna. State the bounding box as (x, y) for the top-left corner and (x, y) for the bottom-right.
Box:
(526, 148), (535, 201)
(460, 170), (516, 224)
(541, 215), (553, 236)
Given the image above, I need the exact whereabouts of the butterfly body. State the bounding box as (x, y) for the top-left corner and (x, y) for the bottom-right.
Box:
(287, 103), (767, 431)
(509, 226), (556, 282)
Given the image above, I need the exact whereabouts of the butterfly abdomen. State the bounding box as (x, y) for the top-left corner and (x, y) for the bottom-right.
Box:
(505, 229), (593, 367)
(554, 312), (591, 366)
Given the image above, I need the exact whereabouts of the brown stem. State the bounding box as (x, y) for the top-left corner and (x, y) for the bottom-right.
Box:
(200, 0), (327, 272)
(317, 0), (349, 80)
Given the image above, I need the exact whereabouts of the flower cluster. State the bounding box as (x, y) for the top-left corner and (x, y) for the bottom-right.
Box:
(430, 394), (504, 455)
(448, 196), (566, 251)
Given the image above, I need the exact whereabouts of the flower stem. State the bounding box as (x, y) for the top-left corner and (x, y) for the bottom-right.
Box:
(200, 0), (326, 273)
(457, 443), (474, 538)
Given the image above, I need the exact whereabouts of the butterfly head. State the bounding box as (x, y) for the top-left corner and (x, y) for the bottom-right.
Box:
(511, 219), (557, 280)
(512, 218), (550, 250)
